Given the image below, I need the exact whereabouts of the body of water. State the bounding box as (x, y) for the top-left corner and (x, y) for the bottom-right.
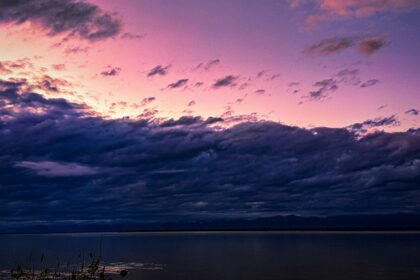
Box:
(0, 231), (419, 280)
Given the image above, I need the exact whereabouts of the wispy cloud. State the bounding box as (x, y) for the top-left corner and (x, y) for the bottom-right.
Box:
(305, 35), (387, 56)
(147, 65), (170, 77)
(15, 161), (100, 177)
(212, 75), (239, 89)
(358, 37), (388, 55)
(193, 59), (221, 71)
(360, 79), (380, 88)
(306, 79), (338, 101)
(167, 79), (188, 89)
(140, 97), (156, 106)
(255, 89), (266, 95)
(405, 109), (419, 116)
(100, 66), (122, 77)
(305, 37), (354, 55)
(120, 32), (146, 40)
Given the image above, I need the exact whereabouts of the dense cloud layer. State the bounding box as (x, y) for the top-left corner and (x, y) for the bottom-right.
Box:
(0, 0), (122, 41)
(0, 79), (419, 229)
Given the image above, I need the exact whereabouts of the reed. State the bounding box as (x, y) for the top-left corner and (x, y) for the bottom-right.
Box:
(9, 253), (128, 280)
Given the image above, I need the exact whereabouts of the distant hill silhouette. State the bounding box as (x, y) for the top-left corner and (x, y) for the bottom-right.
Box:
(3, 213), (420, 234)
(127, 213), (420, 232)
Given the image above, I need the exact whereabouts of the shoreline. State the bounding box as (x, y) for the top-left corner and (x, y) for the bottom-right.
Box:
(2, 228), (420, 236)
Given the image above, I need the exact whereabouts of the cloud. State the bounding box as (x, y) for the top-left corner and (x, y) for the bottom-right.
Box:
(0, 78), (84, 114)
(255, 89), (266, 95)
(305, 36), (387, 56)
(287, 82), (301, 94)
(405, 109), (419, 116)
(0, 0), (122, 41)
(291, 0), (420, 25)
(147, 65), (170, 77)
(64, 46), (89, 55)
(306, 78), (338, 101)
(360, 79), (380, 88)
(257, 70), (266, 78)
(302, 68), (380, 102)
(100, 66), (121, 77)
(120, 32), (146, 40)
(1, 77), (420, 229)
(256, 71), (281, 81)
(269, 74), (281, 81)
(358, 37), (388, 55)
(15, 161), (99, 177)
(193, 59), (221, 72)
(0, 63), (12, 75)
(316, 0), (419, 17)
(33, 75), (73, 93)
(167, 79), (188, 89)
(305, 37), (354, 55)
(140, 97), (156, 106)
(204, 59), (220, 71)
(238, 82), (249, 90)
(52, 64), (66, 71)
(0, 58), (33, 75)
(378, 104), (388, 111)
(212, 75), (239, 89)
(348, 115), (400, 134)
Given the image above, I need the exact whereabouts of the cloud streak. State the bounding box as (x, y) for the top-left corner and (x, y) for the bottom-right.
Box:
(305, 36), (387, 56)
(166, 79), (188, 89)
(15, 161), (100, 177)
(212, 75), (238, 89)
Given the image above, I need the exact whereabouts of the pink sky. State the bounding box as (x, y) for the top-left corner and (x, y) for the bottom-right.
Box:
(0, 0), (419, 131)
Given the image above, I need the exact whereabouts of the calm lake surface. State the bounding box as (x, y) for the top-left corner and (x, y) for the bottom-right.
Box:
(1, 231), (420, 280)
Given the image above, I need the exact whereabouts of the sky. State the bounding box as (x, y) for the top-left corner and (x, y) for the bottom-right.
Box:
(0, 0), (419, 230)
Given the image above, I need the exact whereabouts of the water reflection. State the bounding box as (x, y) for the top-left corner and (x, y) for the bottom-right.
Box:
(0, 232), (419, 280)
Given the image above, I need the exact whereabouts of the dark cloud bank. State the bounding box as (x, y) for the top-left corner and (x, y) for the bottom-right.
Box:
(0, 79), (420, 231)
